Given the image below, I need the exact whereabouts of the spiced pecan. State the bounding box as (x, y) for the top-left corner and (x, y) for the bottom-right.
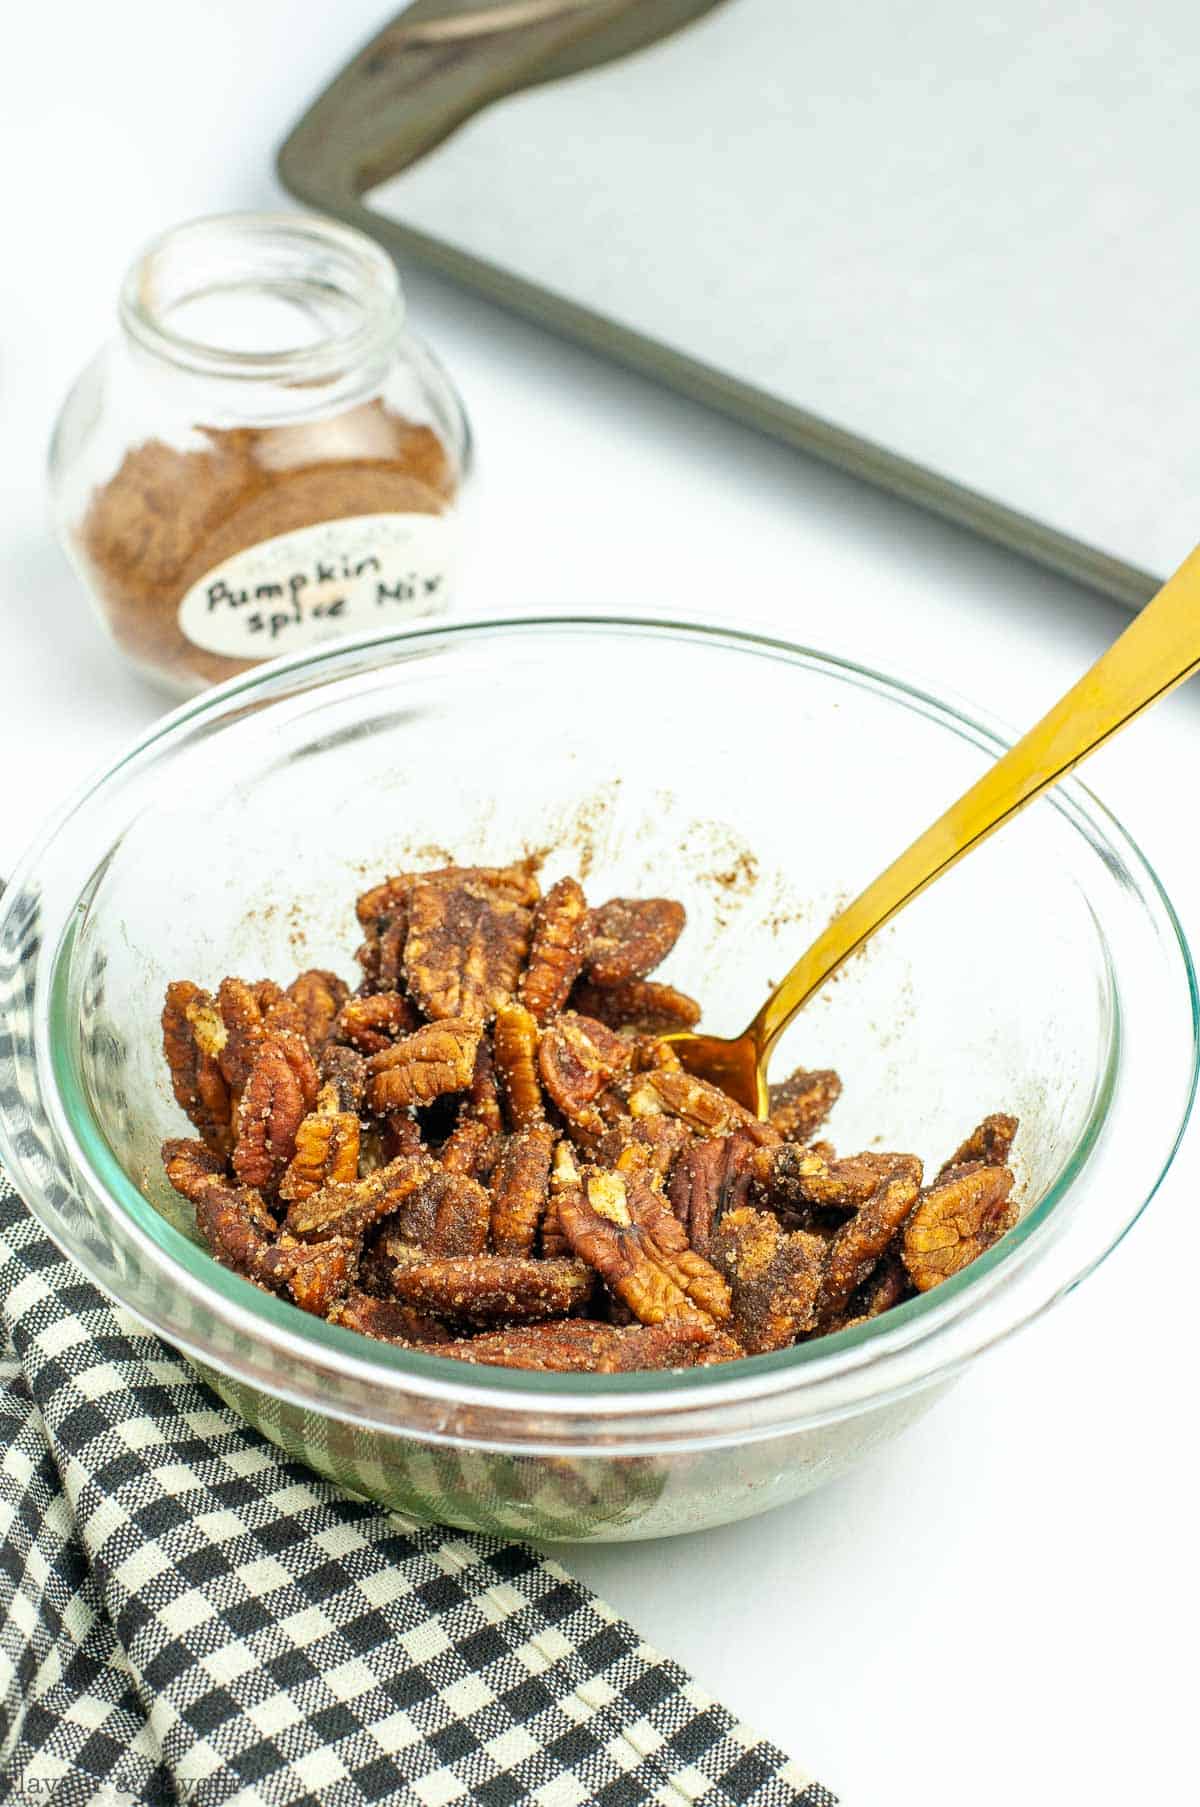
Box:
(845, 1248), (912, 1324)
(329, 1289), (451, 1345)
(558, 1168), (730, 1326)
(585, 897), (685, 985)
(433, 1317), (722, 1373)
(255, 1234), (357, 1315)
(767, 1067), (843, 1144)
(629, 1068), (777, 1144)
(285, 1152), (433, 1240)
(317, 1042), (368, 1112)
(278, 1083), (361, 1203)
(541, 1140), (580, 1257)
(438, 1116), (500, 1181)
(490, 1123), (556, 1256)
(161, 1136), (226, 1204)
(538, 1012), (632, 1119)
(815, 1154), (924, 1329)
(709, 1206), (825, 1353)
(902, 1161), (1018, 1292)
(231, 1033), (319, 1192)
(217, 978), (306, 1091)
(631, 1037), (685, 1074)
(493, 1002), (545, 1128)
(387, 1254), (593, 1325)
(668, 1129), (758, 1256)
(161, 981), (232, 1154)
(751, 1144), (895, 1222)
(572, 977), (702, 1035)
(520, 875), (589, 1021)
(596, 1114), (692, 1190)
(285, 969), (350, 1051)
(193, 1181), (277, 1274)
(380, 1112), (426, 1161)
(404, 865), (537, 1022)
(394, 1169), (491, 1257)
(938, 1113), (1019, 1177)
(366, 1018), (481, 1113)
(335, 991), (421, 1055)
(355, 872), (415, 931)
(355, 914), (408, 996)
(465, 1038), (503, 1133)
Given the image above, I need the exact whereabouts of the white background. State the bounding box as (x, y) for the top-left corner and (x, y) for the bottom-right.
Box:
(3, 7), (1197, 1804)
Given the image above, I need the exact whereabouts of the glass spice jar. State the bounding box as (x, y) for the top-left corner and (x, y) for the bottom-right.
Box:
(49, 212), (468, 695)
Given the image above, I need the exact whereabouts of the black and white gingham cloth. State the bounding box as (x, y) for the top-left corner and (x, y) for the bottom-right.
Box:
(0, 1174), (835, 1807)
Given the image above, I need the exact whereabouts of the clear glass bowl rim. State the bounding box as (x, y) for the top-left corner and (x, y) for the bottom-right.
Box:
(2, 614), (1195, 1446)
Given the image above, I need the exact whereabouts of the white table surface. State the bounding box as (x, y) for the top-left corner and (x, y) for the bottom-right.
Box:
(3, 7), (1196, 1803)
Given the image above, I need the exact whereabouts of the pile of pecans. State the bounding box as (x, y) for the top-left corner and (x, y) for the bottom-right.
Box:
(160, 862), (1019, 1373)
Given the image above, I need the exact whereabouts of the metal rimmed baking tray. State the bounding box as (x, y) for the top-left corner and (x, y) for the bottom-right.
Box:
(279, 0), (1200, 607)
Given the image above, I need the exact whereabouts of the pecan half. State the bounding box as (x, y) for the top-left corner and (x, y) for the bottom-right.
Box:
(709, 1206), (825, 1353)
(255, 1234), (357, 1315)
(285, 1152), (433, 1240)
(558, 1168), (730, 1326)
(490, 1123), (556, 1256)
(330, 1289), (451, 1345)
(393, 1169), (491, 1257)
(433, 1317), (721, 1373)
(161, 981), (232, 1154)
(751, 1144), (896, 1222)
(285, 969), (350, 1052)
(193, 1181), (278, 1274)
(538, 1012), (632, 1119)
(668, 1129), (758, 1256)
(161, 1136), (226, 1204)
(629, 1068), (776, 1144)
(465, 1037), (504, 1133)
(937, 1113), (1019, 1177)
(767, 1067), (843, 1144)
(404, 865), (537, 1023)
(317, 1042), (368, 1113)
(217, 978), (306, 1091)
(541, 1140), (580, 1257)
(844, 1248), (912, 1325)
(438, 1116), (500, 1181)
(387, 1254), (593, 1325)
(356, 873), (415, 931)
(585, 896), (685, 986)
(278, 1083), (361, 1203)
(815, 1154), (924, 1328)
(366, 1018), (481, 1113)
(902, 1161), (1017, 1292)
(596, 1114), (692, 1190)
(520, 875), (589, 1021)
(335, 991), (421, 1055)
(493, 1002), (545, 1128)
(232, 1033), (320, 1192)
(571, 976), (701, 1035)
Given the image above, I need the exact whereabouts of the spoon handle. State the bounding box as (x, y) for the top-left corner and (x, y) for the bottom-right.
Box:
(750, 543), (1200, 1061)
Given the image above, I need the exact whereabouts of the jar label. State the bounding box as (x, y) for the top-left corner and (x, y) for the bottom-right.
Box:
(177, 512), (453, 659)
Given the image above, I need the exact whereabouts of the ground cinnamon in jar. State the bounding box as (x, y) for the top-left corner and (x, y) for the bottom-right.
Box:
(76, 399), (458, 691)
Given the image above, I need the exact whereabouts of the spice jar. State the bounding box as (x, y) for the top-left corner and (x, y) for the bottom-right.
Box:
(50, 212), (468, 694)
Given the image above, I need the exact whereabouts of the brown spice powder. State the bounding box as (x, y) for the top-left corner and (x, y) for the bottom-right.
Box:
(76, 399), (457, 689)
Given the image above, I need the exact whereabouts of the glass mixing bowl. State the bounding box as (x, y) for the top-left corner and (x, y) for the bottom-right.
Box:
(0, 618), (1194, 1541)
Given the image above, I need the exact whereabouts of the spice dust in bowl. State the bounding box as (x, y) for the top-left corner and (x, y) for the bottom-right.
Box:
(1, 620), (1194, 1540)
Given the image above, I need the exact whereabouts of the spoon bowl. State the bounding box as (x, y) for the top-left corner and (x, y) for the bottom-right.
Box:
(667, 546), (1200, 1114)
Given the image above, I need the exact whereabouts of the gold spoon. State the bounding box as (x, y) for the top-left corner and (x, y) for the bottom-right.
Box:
(665, 546), (1200, 1116)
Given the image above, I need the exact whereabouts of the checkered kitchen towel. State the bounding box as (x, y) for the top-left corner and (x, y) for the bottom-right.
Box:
(0, 1175), (835, 1807)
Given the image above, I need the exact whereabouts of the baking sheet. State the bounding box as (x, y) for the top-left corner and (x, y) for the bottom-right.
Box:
(359, 0), (1200, 603)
